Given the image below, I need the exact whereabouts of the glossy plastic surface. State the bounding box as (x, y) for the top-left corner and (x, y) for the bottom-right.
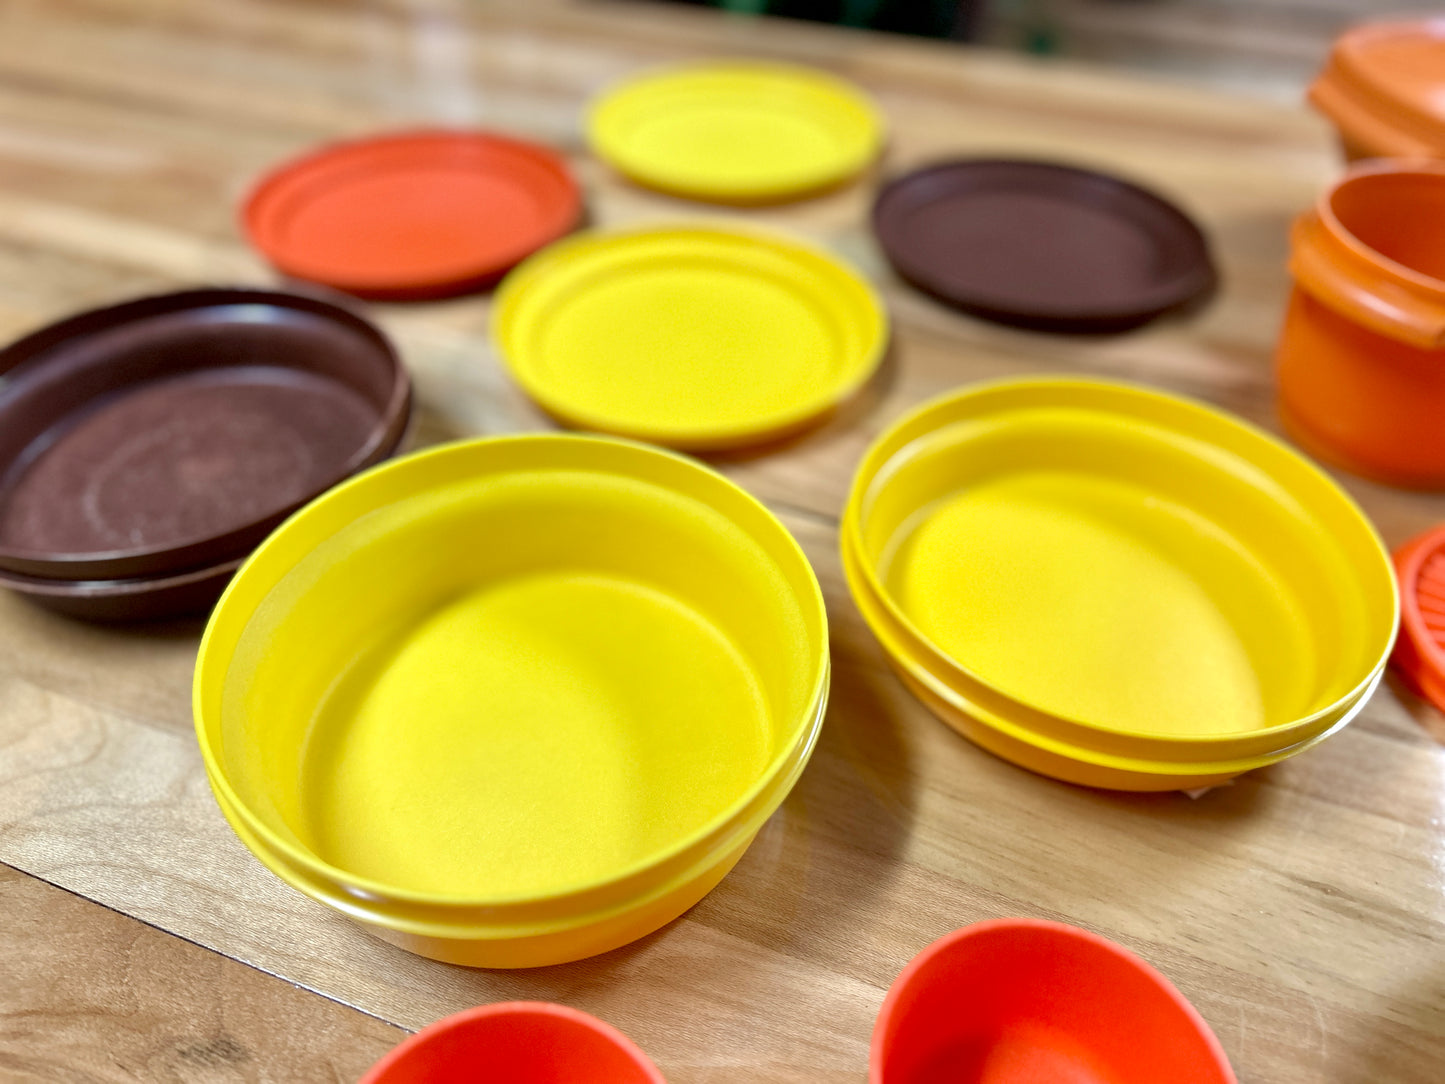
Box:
(588, 61), (882, 203)
(0, 288), (409, 581)
(872, 160), (1216, 333)
(1279, 161), (1445, 486)
(1390, 525), (1445, 712)
(1309, 19), (1445, 161)
(0, 556), (242, 623)
(844, 535), (1381, 790)
(360, 1003), (665, 1084)
(843, 378), (1396, 788)
(871, 920), (1237, 1084)
(244, 130), (582, 298)
(494, 224), (887, 449)
(194, 435), (828, 966)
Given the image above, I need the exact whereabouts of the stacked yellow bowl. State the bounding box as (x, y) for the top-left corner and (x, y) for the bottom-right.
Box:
(196, 435), (828, 966)
(842, 378), (1397, 791)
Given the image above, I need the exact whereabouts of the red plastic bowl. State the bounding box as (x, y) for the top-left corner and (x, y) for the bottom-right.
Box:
(359, 1002), (666, 1084)
(871, 920), (1236, 1084)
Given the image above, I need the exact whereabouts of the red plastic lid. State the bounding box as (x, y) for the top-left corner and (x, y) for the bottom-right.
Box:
(243, 130), (582, 299)
(1391, 525), (1445, 712)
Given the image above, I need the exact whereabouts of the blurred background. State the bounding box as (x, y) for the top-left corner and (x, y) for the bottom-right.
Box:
(655, 0), (1422, 100)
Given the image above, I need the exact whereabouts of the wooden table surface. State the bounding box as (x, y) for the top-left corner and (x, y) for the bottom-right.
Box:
(1, 1), (1443, 1081)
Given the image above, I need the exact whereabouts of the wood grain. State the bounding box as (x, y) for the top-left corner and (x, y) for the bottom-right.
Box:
(0, 1), (1443, 1082)
(0, 862), (406, 1082)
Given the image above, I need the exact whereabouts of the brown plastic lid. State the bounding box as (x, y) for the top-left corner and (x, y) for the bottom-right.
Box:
(872, 160), (1217, 333)
(1309, 19), (1445, 160)
(0, 557), (242, 623)
(0, 288), (410, 581)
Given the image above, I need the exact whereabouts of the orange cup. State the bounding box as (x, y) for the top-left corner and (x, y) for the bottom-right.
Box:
(359, 1003), (665, 1084)
(871, 920), (1236, 1084)
(1309, 19), (1445, 162)
(1277, 160), (1445, 488)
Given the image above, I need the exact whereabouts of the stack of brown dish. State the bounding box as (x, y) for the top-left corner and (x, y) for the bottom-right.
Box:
(0, 288), (410, 620)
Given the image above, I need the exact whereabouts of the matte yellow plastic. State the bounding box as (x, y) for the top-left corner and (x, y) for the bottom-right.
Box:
(493, 223), (887, 450)
(587, 60), (883, 203)
(843, 378), (1397, 788)
(195, 435), (828, 966)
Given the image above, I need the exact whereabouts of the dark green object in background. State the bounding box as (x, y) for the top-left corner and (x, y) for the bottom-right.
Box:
(669, 0), (977, 40)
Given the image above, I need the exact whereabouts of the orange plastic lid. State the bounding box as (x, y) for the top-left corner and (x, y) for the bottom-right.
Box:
(243, 130), (582, 299)
(1309, 19), (1445, 157)
(1391, 525), (1445, 712)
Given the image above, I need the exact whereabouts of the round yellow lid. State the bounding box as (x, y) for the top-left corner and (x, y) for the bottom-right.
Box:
(587, 60), (883, 203)
(493, 223), (888, 449)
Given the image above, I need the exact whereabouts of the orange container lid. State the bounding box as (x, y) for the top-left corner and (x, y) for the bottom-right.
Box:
(243, 130), (582, 299)
(1309, 19), (1445, 157)
(1391, 525), (1445, 712)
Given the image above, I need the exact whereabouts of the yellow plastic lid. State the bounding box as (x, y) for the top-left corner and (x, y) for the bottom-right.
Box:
(587, 60), (884, 203)
(493, 223), (888, 450)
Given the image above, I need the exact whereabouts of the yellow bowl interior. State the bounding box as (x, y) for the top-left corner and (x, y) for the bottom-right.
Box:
(204, 437), (826, 902)
(853, 381), (1396, 740)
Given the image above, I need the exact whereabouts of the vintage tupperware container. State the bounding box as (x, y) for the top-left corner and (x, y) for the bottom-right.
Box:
(493, 223), (887, 450)
(843, 378), (1397, 790)
(872, 920), (1236, 1084)
(1277, 160), (1445, 488)
(587, 60), (883, 204)
(359, 1003), (665, 1084)
(1308, 19), (1445, 162)
(194, 434), (828, 966)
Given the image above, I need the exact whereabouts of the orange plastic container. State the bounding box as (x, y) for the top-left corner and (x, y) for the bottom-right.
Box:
(359, 1003), (665, 1084)
(872, 920), (1236, 1084)
(1277, 160), (1445, 488)
(1309, 19), (1445, 162)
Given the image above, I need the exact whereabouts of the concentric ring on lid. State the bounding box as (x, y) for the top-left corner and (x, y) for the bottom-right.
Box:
(243, 130), (582, 298)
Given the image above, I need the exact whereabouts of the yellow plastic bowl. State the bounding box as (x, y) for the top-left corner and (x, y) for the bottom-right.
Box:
(843, 378), (1396, 789)
(195, 435), (828, 966)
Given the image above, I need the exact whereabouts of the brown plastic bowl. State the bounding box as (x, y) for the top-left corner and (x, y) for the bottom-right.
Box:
(0, 557), (243, 622)
(0, 288), (410, 580)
